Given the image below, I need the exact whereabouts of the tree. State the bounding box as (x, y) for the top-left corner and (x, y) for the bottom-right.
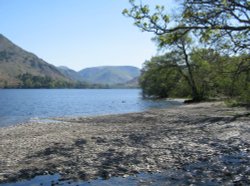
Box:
(123, 0), (250, 53)
(140, 48), (225, 100)
(156, 32), (207, 101)
(140, 53), (188, 98)
(123, 0), (250, 103)
(182, 0), (250, 53)
(220, 54), (250, 102)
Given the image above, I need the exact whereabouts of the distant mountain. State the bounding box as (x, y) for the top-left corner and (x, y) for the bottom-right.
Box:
(0, 34), (69, 87)
(0, 34), (141, 88)
(57, 66), (84, 82)
(78, 66), (140, 85)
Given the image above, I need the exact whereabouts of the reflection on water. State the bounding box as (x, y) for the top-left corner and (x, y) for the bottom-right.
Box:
(0, 89), (183, 127)
(0, 173), (166, 186)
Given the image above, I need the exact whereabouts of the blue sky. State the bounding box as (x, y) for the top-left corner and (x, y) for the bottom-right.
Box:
(1, 0), (176, 71)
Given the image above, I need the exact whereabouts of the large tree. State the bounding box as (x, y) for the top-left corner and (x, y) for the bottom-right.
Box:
(156, 32), (205, 101)
(140, 52), (189, 98)
(123, 0), (250, 102)
(123, 0), (250, 53)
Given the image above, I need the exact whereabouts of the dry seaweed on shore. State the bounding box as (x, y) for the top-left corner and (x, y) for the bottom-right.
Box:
(0, 102), (249, 185)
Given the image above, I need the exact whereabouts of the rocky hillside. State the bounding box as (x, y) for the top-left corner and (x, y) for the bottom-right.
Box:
(0, 34), (69, 87)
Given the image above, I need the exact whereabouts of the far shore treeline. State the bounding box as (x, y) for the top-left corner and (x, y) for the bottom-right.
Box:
(123, 0), (250, 104)
(0, 72), (136, 89)
(15, 73), (109, 89)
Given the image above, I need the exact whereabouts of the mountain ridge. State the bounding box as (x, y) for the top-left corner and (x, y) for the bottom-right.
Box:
(0, 34), (140, 88)
(0, 34), (70, 87)
(78, 66), (140, 85)
(57, 66), (84, 82)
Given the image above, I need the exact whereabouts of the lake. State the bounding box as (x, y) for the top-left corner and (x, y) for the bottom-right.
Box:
(0, 89), (183, 127)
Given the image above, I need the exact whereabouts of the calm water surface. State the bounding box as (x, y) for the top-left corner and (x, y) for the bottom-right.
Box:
(0, 89), (183, 127)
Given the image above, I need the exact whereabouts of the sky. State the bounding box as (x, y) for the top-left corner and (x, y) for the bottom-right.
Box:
(1, 0), (177, 71)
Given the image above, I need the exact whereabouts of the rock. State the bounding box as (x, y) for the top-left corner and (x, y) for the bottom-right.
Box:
(0, 102), (249, 185)
(122, 174), (129, 178)
(75, 139), (87, 146)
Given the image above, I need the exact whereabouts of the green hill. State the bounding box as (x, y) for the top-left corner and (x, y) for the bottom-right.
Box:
(0, 34), (141, 88)
(0, 34), (69, 88)
(78, 66), (140, 85)
(57, 66), (84, 82)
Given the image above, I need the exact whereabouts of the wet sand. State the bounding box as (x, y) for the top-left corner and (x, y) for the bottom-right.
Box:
(0, 102), (249, 185)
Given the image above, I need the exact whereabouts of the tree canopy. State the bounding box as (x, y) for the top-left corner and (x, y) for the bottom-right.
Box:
(124, 0), (250, 103)
(123, 0), (250, 53)
(140, 49), (250, 102)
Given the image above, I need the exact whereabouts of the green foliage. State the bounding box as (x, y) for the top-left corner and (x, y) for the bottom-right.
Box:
(140, 53), (190, 98)
(124, 0), (250, 103)
(140, 49), (250, 103)
(189, 49), (219, 98)
(17, 73), (71, 88)
(227, 55), (250, 103)
(124, 0), (250, 53)
(16, 73), (94, 89)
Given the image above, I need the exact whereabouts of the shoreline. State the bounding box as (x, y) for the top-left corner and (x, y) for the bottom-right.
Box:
(0, 102), (249, 185)
(0, 97), (185, 129)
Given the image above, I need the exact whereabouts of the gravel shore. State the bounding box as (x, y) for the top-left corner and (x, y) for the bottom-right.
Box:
(0, 102), (249, 185)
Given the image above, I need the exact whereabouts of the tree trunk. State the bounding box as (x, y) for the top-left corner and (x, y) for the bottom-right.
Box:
(180, 41), (201, 101)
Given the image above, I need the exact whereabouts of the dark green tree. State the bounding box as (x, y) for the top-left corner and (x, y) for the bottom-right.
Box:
(140, 52), (189, 98)
(140, 48), (224, 100)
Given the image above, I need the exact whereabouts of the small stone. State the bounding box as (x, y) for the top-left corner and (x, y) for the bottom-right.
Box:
(122, 174), (129, 178)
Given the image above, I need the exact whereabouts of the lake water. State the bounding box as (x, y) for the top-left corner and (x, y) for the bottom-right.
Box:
(0, 89), (183, 127)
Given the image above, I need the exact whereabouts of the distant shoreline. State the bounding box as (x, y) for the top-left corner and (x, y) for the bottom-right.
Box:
(0, 102), (249, 185)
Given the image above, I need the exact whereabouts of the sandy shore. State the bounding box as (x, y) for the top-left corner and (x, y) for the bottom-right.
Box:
(0, 102), (249, 185)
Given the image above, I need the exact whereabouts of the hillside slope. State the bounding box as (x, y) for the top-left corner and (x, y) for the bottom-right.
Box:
(57, 66), (84, 82)
(0, 34), (69, 87)
(78, 66), (140, 85)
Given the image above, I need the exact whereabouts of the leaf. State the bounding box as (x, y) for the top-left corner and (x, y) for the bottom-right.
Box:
(152, 15), (159, 22)
(135, 12), (142, 19)
(163, 15), (169, 23)
(122, 9), (129, 15)
(141, 5), (149, 14)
